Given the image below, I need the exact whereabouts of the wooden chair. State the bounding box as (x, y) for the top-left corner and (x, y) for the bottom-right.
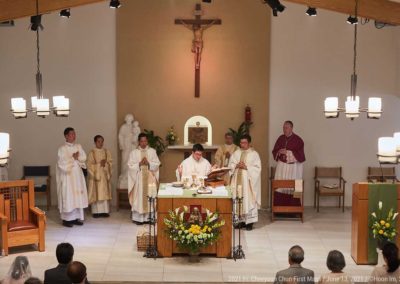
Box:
(367, 167), (398, 183)
(314, 167), (346, 212)
(22, 166), (51, 211)
(271, 179), (304, 222)
(0, 180), (46, 255)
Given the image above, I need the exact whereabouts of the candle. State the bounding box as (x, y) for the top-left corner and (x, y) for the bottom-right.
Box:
(237, 185), (243, 198)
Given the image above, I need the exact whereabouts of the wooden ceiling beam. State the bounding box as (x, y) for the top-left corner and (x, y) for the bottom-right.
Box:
(0, 0), (105, 22)
(282, 0), (400, 25)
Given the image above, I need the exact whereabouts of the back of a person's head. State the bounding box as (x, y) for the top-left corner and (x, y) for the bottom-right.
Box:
(67, 261), (87, 284)
(383, 242), (400, 273)
(288, 245), (304, 264)
(24, 277), (43, 284)
(56, 242), (74, 265)
(11, 256), (30, 280)
(326, 250), (346, 273)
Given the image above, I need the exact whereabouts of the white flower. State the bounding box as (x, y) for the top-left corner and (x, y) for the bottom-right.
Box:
(371, 212), (377, 218)
(175, 207), (180, 215)
(179, 211), (184, 221)
(183, 205), (189, 212)
(379, 201), (382, 210)
(393, 213), (399, 220)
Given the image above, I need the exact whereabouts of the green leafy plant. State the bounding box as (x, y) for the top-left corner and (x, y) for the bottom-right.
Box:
(371, 201), (398, 248)
(228, 121), (252, 146)
(164, 206), (225, 254)
(144, 129), (166, 156)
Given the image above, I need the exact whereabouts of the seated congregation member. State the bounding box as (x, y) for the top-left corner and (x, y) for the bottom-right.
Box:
(274, 245), (314, 284)
(177, 143), (212, 179)
(229, 135), (261, 231)
(128, 133), (160, 224)
(214, 132), (238, 184)
(318, 250), (353, 284)
(67, 262), (89, 284)
(271, 121), (305, 206)
(368, 242), (400, 284)
(87, 135), (113, 218)
(2, 256), (32, 284)
(24, 278), (42, 284)
(56, 127), (88, 227)
(44, 242), (74, 284)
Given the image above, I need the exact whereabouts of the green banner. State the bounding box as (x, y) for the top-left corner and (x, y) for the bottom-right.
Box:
(367, 183), (398, 264)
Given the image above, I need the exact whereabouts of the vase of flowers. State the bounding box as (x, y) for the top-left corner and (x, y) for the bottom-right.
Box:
(166, 126), (178, 146)
(164, 206), (225, 258)
(371, 201), (398, 248)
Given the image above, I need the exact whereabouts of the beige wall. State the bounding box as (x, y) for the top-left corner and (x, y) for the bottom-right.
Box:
(117, 0), (270, 207)
(0, 3), (117, 206)
(269, 3), (400, 207)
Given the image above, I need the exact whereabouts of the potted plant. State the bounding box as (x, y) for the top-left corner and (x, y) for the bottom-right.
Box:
(228, 121), (252, 146)
(166, 126), (178, 146)
(164, 206), (225, 259)
(144, 129), (166, 156)
(371, 201), (398, 249)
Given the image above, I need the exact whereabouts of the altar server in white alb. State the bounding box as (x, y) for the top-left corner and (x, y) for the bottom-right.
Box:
(229, 134), (262, 231)
(128, 133), (160, 224)
(56, 127), (89, 228)
(176, 143), (212, 179)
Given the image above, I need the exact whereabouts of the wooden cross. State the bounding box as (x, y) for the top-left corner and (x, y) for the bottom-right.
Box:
(175, 4), (221, 98)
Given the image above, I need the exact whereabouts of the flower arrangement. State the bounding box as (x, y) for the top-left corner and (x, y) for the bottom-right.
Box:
(164, 206), (225, 254)
(166, 126), (178, 146)
(371, 201), (398, 248)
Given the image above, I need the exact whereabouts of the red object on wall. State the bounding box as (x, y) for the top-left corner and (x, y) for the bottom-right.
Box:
(245, 105), (252, 123)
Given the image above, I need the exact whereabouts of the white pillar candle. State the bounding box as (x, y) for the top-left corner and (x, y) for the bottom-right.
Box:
(367, 97), (382, 119)
(11, 98), (27, 118)
(345, 96), (360, 119)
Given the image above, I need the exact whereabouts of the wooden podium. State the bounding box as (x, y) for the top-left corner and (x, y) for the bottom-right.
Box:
(157, 184), (232, 258)
(351, 183), (400, 264)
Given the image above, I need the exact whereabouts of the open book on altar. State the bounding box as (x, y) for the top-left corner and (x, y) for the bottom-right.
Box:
(207, 167), (230, 179)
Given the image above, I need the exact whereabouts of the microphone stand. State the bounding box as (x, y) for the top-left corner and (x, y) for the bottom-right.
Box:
(232, 195), (245, 260)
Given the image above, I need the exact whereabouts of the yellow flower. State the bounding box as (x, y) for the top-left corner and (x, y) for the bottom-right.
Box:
(380, 220), (386, 225)
(385, 223), (391, 228)
(379, 230), (384, 235)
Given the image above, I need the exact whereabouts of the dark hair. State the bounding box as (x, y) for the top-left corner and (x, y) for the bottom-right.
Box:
(240, 134), (252, 143)
(288, 245), (304, 264)
(326, 250), (346, 273)
(93, 135), (104, 143)
(383, 242), (400, 273)
(64, 127), (74, 136)
(24, 277), (42, 284)
(56, 243), (74, 265)
(67, 261), (87, 284)
(225, 132), (233, 137)
(11, 256), (29, 280)
(284, 120), (293, 128)
(138, 133), (148, 141)
(192, 143), (204, 152)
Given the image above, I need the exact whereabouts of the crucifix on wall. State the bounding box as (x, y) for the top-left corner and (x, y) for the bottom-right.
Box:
(175, 4), (221, 98)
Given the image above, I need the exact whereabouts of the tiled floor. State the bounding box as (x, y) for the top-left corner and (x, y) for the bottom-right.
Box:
(0, 207), (377, 282)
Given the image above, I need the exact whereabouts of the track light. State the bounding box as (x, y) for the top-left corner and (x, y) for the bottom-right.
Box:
(347, 15), (358, 25)
(60, 9), (71, 18)
(30, 15), (43, 31)
(109, 0), (121, 9)
(306, 7), (317, 16)
(263, 0), (285, 17)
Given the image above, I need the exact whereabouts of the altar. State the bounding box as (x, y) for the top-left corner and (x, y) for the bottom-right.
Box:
(156, 183), (232, 258)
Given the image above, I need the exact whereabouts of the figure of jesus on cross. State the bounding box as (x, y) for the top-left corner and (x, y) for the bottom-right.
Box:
(175, 4), (221, 97)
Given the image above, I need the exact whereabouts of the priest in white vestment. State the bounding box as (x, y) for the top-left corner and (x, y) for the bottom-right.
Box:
(87, 135), (112, 218)
(176, 143), (212, 180)
(229, 134), (261, 231)
(128, 133), (160, 224)
(56, 127), (88, 227)
(214, 133), (239, 184)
